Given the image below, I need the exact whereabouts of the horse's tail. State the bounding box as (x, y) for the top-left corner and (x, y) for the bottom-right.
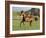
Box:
(34, 17), (38, 21)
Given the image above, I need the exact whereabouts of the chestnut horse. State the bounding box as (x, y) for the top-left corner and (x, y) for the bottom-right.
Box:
(20, 11), (38, 27)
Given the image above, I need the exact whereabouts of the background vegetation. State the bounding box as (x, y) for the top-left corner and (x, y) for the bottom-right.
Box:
(12, 11), (40, 31)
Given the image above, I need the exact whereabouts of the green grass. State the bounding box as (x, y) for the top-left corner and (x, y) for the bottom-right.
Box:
(12, 12), (40, 31)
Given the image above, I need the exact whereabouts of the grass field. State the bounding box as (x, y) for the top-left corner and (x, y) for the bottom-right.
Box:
(12, 12), (40, 31)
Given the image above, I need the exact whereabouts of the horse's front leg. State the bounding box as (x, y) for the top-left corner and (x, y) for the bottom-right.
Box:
(20, 21), (22, 27)
(20, 21), (25, 27)
(30, 20), (32, 26)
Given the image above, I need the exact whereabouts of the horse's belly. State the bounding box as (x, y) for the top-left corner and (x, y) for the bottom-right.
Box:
(25, 18), (32, 22)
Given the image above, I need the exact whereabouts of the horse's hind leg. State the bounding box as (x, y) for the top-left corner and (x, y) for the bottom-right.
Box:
(20, 21), (22, 27)
(30, 20), (32, 26)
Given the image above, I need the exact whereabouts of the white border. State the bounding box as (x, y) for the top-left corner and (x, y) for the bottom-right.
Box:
(10, 4), (43, 34)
